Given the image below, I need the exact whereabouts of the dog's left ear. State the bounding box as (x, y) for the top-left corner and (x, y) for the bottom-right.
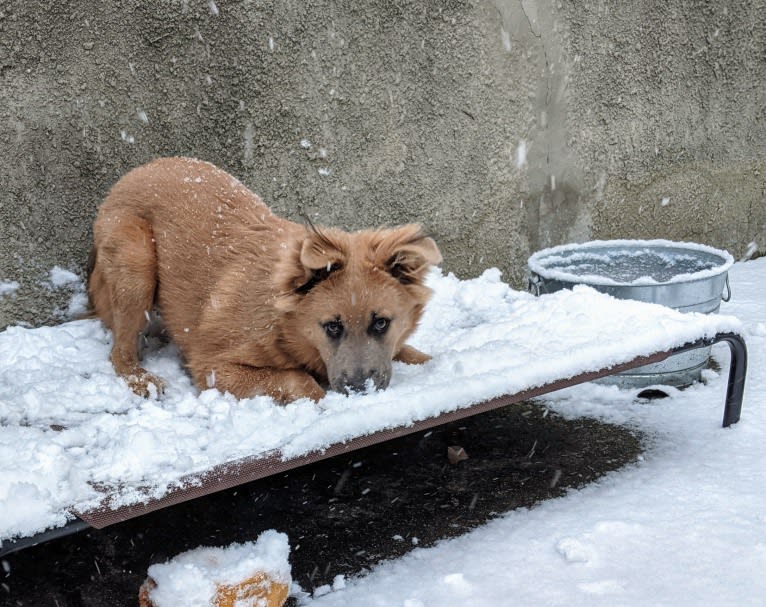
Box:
(374, 224), (442, 286)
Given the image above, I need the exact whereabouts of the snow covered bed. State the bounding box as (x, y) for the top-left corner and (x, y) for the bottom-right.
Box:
(0, 269), (746, 548)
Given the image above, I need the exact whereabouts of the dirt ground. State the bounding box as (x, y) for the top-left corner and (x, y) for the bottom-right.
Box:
(1, 402), (642, 607)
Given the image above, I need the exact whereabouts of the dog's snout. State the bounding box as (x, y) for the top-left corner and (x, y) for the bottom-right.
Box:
(335, 367), (390, 395)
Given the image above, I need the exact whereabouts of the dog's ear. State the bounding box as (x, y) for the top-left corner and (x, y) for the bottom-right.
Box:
(274, 229), (347, 307)
(299, 230), (346, 272)
(373, 224), (442, 286)
(273, 228), (348, 301)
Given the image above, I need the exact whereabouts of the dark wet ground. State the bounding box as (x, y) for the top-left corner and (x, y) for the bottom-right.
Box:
(1, 402), (642, 607)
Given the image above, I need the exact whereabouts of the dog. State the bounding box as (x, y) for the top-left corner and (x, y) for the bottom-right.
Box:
(87, 157), (442, 403)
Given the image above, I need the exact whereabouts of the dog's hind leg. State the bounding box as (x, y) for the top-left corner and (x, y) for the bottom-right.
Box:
(90, 215), (166, 398)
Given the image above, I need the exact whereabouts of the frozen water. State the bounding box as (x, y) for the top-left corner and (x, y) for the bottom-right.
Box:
(528, 239), (734, 285)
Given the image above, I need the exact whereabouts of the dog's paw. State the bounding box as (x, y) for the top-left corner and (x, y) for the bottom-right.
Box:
(394, 344), (432, 365)
(125, 370), (166, 399)
(271, 372), (326, 404)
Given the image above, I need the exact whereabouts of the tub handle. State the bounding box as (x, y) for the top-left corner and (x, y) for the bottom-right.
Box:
(527, 274), (542, 296)
(721, 274), (731, 302)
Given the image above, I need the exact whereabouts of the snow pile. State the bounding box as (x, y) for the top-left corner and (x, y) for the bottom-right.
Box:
(0, 267), (743, 542)
(301, 258), (765, 607)
(145, 530), (290, 607)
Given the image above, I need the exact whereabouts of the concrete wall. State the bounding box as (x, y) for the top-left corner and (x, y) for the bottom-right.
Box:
(1, 0), (764, 327)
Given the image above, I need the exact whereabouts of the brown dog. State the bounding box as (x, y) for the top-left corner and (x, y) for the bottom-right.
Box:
(87, 157), (442, 403)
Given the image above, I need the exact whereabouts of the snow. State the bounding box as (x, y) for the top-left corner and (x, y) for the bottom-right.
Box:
(146, 530), (290, 607)
(741, 241), (758, 262)
(300, 257), (765, 607)
(48, 266), (80, 288)
(45, 266), (88, 319)
(516, 140), (527, 168)
(0, 263), (746, 546)
(0, 281), (20, 297)
(313, 575), (348, 598)
(501, 28), (512, 53)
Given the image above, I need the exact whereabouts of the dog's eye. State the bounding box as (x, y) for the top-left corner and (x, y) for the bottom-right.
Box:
(369, 316), (390, 336)
(323, 320), (344, 340)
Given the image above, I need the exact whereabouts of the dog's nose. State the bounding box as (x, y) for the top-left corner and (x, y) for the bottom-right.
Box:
(338, 368), (389, 394)
(340, 369), (373, 394)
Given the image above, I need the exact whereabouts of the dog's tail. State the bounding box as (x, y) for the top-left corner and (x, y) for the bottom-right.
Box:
(79, 246), (99, 320)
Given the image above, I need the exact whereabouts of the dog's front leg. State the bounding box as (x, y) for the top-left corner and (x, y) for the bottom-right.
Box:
(394, 344), (432, 365)
(204, 364), (326, 404)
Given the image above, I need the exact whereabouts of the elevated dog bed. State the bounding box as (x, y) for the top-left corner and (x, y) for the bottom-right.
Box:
(0, 269), (747, 556)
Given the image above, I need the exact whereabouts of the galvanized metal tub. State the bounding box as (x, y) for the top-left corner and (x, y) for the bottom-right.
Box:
(527, 239), (734, 389)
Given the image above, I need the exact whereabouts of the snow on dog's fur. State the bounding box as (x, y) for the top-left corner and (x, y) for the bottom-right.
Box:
(88, 157), (442, 402)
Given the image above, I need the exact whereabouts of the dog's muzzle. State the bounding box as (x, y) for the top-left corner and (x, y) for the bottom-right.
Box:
(331, 367), (391, 395)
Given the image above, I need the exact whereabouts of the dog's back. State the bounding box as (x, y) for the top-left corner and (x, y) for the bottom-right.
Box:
(94, 158), (287, 337)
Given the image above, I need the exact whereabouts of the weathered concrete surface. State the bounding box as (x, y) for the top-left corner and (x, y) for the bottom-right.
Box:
(1, 0), (764, 327)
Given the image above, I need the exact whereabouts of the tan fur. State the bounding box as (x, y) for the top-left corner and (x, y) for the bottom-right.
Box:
(88, 157), (442, 403)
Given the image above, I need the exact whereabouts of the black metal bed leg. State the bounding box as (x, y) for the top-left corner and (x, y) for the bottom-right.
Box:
(715, 332), (748, 428)
(0, 518), (90, 558)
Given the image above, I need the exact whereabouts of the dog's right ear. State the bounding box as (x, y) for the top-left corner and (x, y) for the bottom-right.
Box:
(299, 230), (346, 273)
(294, 231), (347, 295)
